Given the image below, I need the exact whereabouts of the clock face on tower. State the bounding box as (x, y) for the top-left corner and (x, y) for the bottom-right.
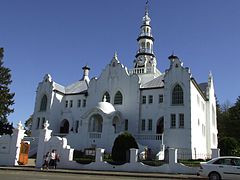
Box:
(137, 56), (145, 66)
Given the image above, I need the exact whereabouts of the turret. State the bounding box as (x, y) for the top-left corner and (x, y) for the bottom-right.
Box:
(133, 3), (158, 74)
(81, 65), (90, 83)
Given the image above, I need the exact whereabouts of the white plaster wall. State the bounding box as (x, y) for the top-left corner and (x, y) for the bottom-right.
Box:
(0, 125), (25, 166)
(163, 59), (192, 155)
(190, 81), (208, 158)
(205, 76), (218, 155)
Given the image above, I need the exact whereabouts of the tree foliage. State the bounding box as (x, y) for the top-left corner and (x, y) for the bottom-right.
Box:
(217, 97), (240, 156)
(112, 132), (138, 162)
(24, 115), (33, 136)
(0, 48), (15, 135)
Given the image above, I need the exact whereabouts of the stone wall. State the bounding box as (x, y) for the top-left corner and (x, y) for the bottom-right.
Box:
(0, 122), (25, 166)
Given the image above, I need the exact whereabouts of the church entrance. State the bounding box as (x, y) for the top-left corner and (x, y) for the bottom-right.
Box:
(60, 119), (69, 134)
(156, 117), (164, 134)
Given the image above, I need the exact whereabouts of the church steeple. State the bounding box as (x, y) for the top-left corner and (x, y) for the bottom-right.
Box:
(133, 2), (157, 74)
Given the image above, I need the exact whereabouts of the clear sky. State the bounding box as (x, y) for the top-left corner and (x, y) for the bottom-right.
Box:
(1, 0), (240, 126)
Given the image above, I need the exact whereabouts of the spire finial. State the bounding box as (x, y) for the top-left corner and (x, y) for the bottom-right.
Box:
(114, 51), (118, 59)
(145, 0), (149, 15)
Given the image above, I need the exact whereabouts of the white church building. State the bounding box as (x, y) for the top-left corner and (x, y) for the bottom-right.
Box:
(31, 6), (218, 159)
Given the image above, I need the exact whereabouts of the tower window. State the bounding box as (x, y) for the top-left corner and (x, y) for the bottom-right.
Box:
(147, 42), (150, 49)
(114, 91), (123, 105)
(42, 117), (46, 129)
(36, 118), (40, 129)
(65, 100), (68, 108)
(70, 100), (73, 108)
(40, 95), (47, 111)
(172, 84), (184, 105)
(141, 42), (145, 49)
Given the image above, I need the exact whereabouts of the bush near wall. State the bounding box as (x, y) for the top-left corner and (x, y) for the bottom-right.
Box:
(112, 132), (138, 162)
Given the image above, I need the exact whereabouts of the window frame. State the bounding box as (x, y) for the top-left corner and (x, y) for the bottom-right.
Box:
(142, 95), (146, 104)
(148, 95), (153, 104)
(141, 119), (146, 131)
(114, 91), (123, 105)
(179, 114), (184, 128)
(171, 114), (176, 128)
(172, 84), (184, 105)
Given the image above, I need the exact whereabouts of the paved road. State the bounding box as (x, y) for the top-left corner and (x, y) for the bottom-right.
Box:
(0, 169), (189, 180)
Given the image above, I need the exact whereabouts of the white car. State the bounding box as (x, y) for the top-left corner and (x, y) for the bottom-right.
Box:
(199, 156), (240, 180)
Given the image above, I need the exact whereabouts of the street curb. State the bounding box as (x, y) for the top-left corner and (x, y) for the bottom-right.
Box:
(0, 166), (207, 179)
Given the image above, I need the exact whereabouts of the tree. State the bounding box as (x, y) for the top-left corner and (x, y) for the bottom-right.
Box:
(24, 115), (33, 136)
(218, 137), (240, 156)
(0, 47), (15, 135)
(112, 132), (138, 162)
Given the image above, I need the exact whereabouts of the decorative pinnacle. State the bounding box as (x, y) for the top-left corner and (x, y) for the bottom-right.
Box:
(114, 51), (118, 59)
(17, 121), (23, 130)
(103, 95), (107, 102)
(43, 120), (50, 130)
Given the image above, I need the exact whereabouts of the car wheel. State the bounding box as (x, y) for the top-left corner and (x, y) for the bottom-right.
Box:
(209, 172), (221, 180)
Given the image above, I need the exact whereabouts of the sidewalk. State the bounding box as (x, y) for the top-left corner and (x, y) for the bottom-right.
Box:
(0, 166), (207, 179)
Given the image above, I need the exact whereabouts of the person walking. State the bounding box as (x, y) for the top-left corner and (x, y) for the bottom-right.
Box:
(41, 152), (50, 170)
(49, 149), (56, 169)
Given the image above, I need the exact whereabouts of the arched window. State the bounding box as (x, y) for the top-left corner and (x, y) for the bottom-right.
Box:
(172, 84), (184, 105)
(40, 95), (47, 111)
(114, 91), (123, 105)
(89, 114), (103, 132)
(102, 92), (110, 103)
(147, 42), (150, 49)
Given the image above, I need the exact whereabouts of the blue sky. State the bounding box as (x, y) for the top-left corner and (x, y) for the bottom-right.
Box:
(1, 0), (240, 126)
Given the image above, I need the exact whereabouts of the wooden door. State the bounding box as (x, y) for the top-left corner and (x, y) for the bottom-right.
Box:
(18, 141), (30, 165)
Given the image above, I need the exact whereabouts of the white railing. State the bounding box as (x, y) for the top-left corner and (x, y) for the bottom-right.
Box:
(129, 67), (146, 75)
(134, 134), (162, 141)
(89, 132), (101, 139)
(139, 32), (153, 37)
(129, 67), (154, 75)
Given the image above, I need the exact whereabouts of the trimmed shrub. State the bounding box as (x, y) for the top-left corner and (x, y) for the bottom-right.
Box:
(112, 132), (138, 162)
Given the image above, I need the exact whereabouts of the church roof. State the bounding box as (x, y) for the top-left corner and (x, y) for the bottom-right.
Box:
(141, 75), (164, 89)
(65, 80), (88, 94)
(198, 82), (208, 96)
(53, 80), (88, 95)
(53, 82), (65, 93)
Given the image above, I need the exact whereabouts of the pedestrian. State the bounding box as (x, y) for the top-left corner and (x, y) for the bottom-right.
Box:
(49, 149), (56, 169)
(41, 152), (50, 170)
(55, 151), (60, 169)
